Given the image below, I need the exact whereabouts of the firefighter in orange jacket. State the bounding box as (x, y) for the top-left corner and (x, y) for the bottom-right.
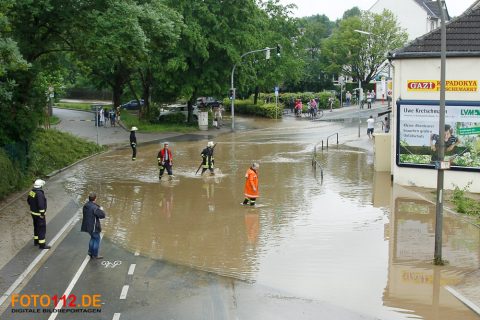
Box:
(27, 179), (51, 249)
(242, 162), (259, 206)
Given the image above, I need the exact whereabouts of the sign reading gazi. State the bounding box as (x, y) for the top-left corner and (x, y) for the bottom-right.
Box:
(407, 80), (478, 92)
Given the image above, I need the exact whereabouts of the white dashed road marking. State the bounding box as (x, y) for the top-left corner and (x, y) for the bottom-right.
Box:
(119, 285), (129, 300)
(128, 264), (136, 275)
(112, 313), (121, 320)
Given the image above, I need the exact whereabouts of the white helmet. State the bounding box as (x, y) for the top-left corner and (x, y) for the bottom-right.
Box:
(207, 141), (214, 147)
(252, 162), (260, 169)
(131, 126), (138, 131)
(33, 179), (45, 188)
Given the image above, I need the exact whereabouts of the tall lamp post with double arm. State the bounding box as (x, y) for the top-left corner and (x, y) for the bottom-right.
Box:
(230, 45), (280, 131)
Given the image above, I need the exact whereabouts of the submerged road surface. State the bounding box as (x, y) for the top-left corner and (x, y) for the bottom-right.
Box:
(1, 113), (479, 320)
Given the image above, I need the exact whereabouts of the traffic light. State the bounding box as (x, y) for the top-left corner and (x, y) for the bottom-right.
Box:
(229, 89), (235, 100)
(276, 44), (281, 57)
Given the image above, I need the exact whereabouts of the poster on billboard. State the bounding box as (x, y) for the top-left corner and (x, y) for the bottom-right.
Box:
(397, 100), (480, 170)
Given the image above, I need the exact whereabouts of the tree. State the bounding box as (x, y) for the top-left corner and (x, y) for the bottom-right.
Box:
(342, 7), (361, 20)
(1, 0), (81, 144)
(163, 0), (268, 122)
(322, 10), (408, 87)
(289, 14), (334, 92)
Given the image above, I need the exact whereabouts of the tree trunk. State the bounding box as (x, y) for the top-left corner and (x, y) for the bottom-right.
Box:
(253, 86), (259, 105)
(187, 89), (197, 123)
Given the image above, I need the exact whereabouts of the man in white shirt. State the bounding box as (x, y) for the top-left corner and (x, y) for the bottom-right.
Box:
(367, 115), (375, 139)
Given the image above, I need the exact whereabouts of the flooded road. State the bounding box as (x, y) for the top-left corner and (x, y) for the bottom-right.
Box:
(62, 117), (479, 319)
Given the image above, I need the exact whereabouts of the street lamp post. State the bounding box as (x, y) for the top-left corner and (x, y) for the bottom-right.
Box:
(354, 29), (371, 138)
(231, 46), (279, 131)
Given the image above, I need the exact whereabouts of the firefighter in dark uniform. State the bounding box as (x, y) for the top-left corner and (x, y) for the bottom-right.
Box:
(201, 141), (215, 175)
(27, 179), (50, 249)
(130, 126), (138, 160)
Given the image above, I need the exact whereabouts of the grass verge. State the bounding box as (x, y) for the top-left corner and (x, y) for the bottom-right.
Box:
(120, 110), (198, 133)
(0, 129), (105, 200)
(56, 102), (94, 111)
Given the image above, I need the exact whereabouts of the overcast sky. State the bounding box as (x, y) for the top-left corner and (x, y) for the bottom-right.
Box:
(278, 0), (476, 20)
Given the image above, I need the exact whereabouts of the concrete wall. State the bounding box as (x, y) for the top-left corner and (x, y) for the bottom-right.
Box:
(370, 0), (431, 40)
(374, 133), (392, 172)
(390, 57), (480, 192)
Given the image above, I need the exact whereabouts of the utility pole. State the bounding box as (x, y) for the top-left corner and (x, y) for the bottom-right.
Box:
(434, 0), (447, 265)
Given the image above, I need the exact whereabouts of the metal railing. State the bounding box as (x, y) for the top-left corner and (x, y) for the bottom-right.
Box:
(311, 145), (324, 180)
(311, 132), (340, 181)
(318, 132), (339, 151)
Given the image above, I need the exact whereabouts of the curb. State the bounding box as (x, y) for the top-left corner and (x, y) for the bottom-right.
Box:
(445, 286), (480, 316)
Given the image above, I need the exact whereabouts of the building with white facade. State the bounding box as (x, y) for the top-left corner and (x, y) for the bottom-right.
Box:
(388, 1), (480, 192)
(370, 0), (451, 40)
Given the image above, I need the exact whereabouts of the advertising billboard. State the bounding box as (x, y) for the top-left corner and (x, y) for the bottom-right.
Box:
(396, 100), (480, 171)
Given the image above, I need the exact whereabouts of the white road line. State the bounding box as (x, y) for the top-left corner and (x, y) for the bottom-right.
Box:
(47, 255), (91, 320)
(0, 211), (81, 307)
(127, 264), (136, 275)
(119, 285), (129, 299)
(112, 313), (121, 320)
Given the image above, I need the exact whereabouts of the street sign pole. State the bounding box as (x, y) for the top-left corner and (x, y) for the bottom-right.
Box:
(434, 0), (447, 265)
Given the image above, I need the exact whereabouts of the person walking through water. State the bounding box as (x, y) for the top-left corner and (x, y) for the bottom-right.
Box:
(242, 162), (259, 206)
(130, 126), (138, 160)
(158, 142), (174, 180)
(27, 179), (50, 249)
(81, 192), (106, 260)
(367, 115), (375, 139)
(201, 141), (215, 175)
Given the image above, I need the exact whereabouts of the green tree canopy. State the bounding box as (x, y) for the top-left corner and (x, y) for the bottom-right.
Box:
(322, 10), (408, 87)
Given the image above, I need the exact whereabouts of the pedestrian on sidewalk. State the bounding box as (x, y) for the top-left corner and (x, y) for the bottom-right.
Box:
(367, 115), (375, 139)
(99, 107), (105, 126)
(158, 142), (174, 180)
(130, 126), (138, 161)
(242, 162), (259, 206)
(346, 91), (351, 106)
(81, 192), (105, 260)
(27, 179), (50, 250)
(383, 116), (390, 133)
(201, 141), (215, 175)
(367, 91), (372, 109)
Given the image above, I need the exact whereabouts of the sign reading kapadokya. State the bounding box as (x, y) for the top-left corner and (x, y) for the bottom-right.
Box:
(397, 100), (480, 170)
(407, 80), (478, 92)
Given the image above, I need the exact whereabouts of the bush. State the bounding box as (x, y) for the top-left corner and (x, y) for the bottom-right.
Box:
(0, 149), (23, 199)
(158, 112), (186, 124)
(451, 182), (480, 217)
(233, 100), (282, 118)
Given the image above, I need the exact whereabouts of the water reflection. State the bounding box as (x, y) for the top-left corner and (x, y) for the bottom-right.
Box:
(61, 118), (480, 319)
(384, 189), (480, 320)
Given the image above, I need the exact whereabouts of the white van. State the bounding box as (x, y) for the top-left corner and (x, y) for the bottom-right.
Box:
(158, 104), (199, 121)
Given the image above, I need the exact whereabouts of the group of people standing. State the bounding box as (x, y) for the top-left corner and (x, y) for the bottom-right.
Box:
(97, 107), (119, 127)
(26, 129), (261, 261)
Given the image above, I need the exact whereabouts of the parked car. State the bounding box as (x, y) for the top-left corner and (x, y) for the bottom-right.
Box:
(122, 99), (144, 110)
(196, 97), (222, 109)
(158, 104), (199, 121)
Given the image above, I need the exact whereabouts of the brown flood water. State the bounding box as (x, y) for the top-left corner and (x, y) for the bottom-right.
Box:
(63, 118), (480, 319)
